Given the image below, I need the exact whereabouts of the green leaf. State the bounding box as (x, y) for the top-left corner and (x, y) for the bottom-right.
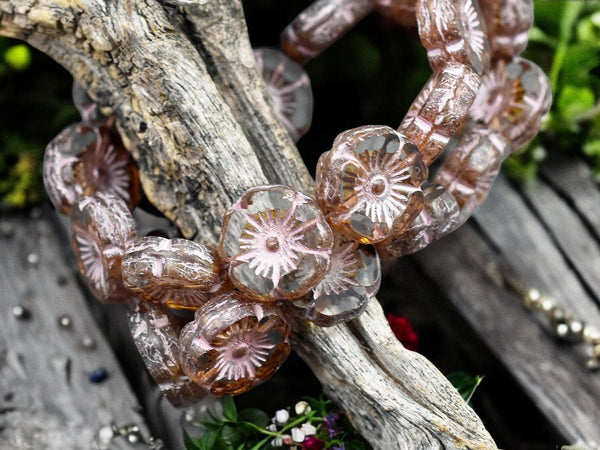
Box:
(447, 372), (484, 404)
(528, 26), (557, 48)
(4, 44), (31, 71)
(583, 138), (600, 157)
(238, 408), (270, 428)
(184, 431), (204, 450)
(557, 85), (596, 119)
(222, 396), (238, 422)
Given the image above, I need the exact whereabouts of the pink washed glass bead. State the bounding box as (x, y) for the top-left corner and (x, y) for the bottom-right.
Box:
(470, 58), (552, 151)
(71, 192), (137, 303)
(121, 236), (225, 310)
(218, 185), (333, 302)
(281, 0), (374, 65)
(416, 0), (491, 75)
(316, 125), (427, 244)
(375, 182), (459, 258)
(43, 120), (141, 215)
(179, 292), (291, 396)
(373, 0), (417, 28)
(478, 0), (533, 60)
(435, 123), (511, 224)
(72, 81), (105, 123)
(128, 301), (207, 407)
(254, 48), (313, 142)
(400, 62), (481, 166)
(288, 234), (381, 326)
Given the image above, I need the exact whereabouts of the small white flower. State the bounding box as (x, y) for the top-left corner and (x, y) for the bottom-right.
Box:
(271, 436), (283, 448)
(266, 424), (277, 432)
(294, 400), (311, 416)
(291, 427), (305, 443)
(300, 423), (317, 436)
(275, 409), (289, 425)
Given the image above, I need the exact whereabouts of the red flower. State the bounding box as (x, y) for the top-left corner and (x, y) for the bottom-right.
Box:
(303, 436), (326, 450)
(386, 313), (419, 351)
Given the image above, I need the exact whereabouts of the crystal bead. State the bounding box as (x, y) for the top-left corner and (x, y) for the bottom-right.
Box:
(434, 123), (510, 224)
(43, 120), (141, 215)
(71, 192), (137, 303)
(72, 81), (105, 123)
(478, 0), (533, 59)
(128, 301), (207, 407)
(122, 236), (225, 310)
(179, 292), (291, 396)
(281, 0), (374, 64)
(470, 57), (552, 151)
(416, 0), (491, 75)
(218, 185), (333, 301)
(400, 62), (481, 166)
(254, 48), (313, 142)
(375, 182), (459, 258)
(373, 0), (417, 28)
(583, 325), (600, 345)
(316, 125), (427, 244)
(288, 235), (381, 326)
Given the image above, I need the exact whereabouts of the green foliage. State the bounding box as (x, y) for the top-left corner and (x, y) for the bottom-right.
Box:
(4, 44), (31, 71)
(447, 371), (484, 405)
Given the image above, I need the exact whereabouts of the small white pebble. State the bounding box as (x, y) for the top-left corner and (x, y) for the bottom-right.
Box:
(275, 409), (289, 425)
(301, 423), (317, 436)
(291, 427), (305, 443)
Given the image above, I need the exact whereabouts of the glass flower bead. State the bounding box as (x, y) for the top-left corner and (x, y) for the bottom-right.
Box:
(400, 62), (482, 166)
(72, 81), (105, 123)
(375, 182), (459, 258)
(121, 236), (225, 310)
(478, 0), (533, 60)
(470, 57), (552, 151)
(416, 0), (491, 75)
(71, 192), (137, 303)
(434, 123), (511, 224)
(179, 292), (291, 396)
(43, 120), (141, 215)
(128, 301), (207, 407)
(373, 0), (417, 28)
(254, 48), (313, 142)
(281, 0), (374, 65)
(288, 234), (381, 326)
(315, 125), (427, 244)
(219, 185), (333, 302)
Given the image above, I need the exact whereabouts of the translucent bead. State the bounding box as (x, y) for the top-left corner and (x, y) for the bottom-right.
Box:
(287, 234), (381, 326)
(254, 48), (313, 142)
(71, 192), (137, 303)
(400, 62), (481, 166)
(373, 0), (417, 28)
(179, 292), (291, 396)
(72, 81), (105, 123)
(316, 125), (427, 244)
(478, 0), (533, 59)
(470, 58), (552, 151)
(416, 0), (491, 75)
(375, 182), (459, 258)
(281, 0), (374, 64)
(122, 236), (225, 310)
(435, 123), (511, 224)
(43, 120), (141, 215)
(218, 185), (333, 302)
(128, 301), (207, 407)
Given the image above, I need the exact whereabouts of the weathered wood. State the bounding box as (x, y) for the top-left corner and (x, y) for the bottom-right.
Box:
(0, 0), (496, 448)
(0, 212), (150, 449)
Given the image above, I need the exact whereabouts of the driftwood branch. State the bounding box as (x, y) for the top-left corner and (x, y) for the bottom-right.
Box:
(0, 1), (496, 447)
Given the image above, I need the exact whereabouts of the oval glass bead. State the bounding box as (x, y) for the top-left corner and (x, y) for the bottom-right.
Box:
(416, 0), (491, 75)
(470, 58), (552, 151)
(315, 125), (427, 244)
(122, 236), (225, 310)
(375, 182), (459, 258)
(478, 0), (533, 59)
(288, 235), (381, 326)
(128, 301), (207, 407)
(254, 48), (313, 142)
(179, 292), (291, 396)
(43, 120), (141, 215)
(218, 185), (333, 302)
(72, 81), (105, 123)
(71, 192), (137, 303)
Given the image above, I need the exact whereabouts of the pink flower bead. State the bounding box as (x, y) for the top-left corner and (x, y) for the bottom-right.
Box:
(128, 301), (207, 407)
(254, 48), (313, 142)
(315, 125), (427, 244)
(121, 236), (225, 310)
(416, 0), (491, 75)
(71, 192), (137, 303)
(219, 185), (333, 302)
(478, 0), (533, 60)
(179, 292), (291, 396)
(470, 58), (552, 151)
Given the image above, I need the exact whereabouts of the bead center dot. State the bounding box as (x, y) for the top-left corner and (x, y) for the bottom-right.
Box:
(265, 236), (280, 251)
(232, 345), (249, 359)
(370, 177), (387, 196)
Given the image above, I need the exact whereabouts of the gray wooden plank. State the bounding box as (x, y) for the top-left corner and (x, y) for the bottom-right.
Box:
(0, 212), (151, 450)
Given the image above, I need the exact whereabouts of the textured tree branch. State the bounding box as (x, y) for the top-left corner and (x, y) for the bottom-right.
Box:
(0, 0), (496, 448)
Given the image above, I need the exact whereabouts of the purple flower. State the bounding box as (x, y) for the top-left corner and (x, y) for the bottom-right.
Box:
(323, 412), (342, 438)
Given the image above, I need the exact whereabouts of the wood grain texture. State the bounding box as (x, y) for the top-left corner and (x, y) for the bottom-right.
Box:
(0, 0), (496, 448)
